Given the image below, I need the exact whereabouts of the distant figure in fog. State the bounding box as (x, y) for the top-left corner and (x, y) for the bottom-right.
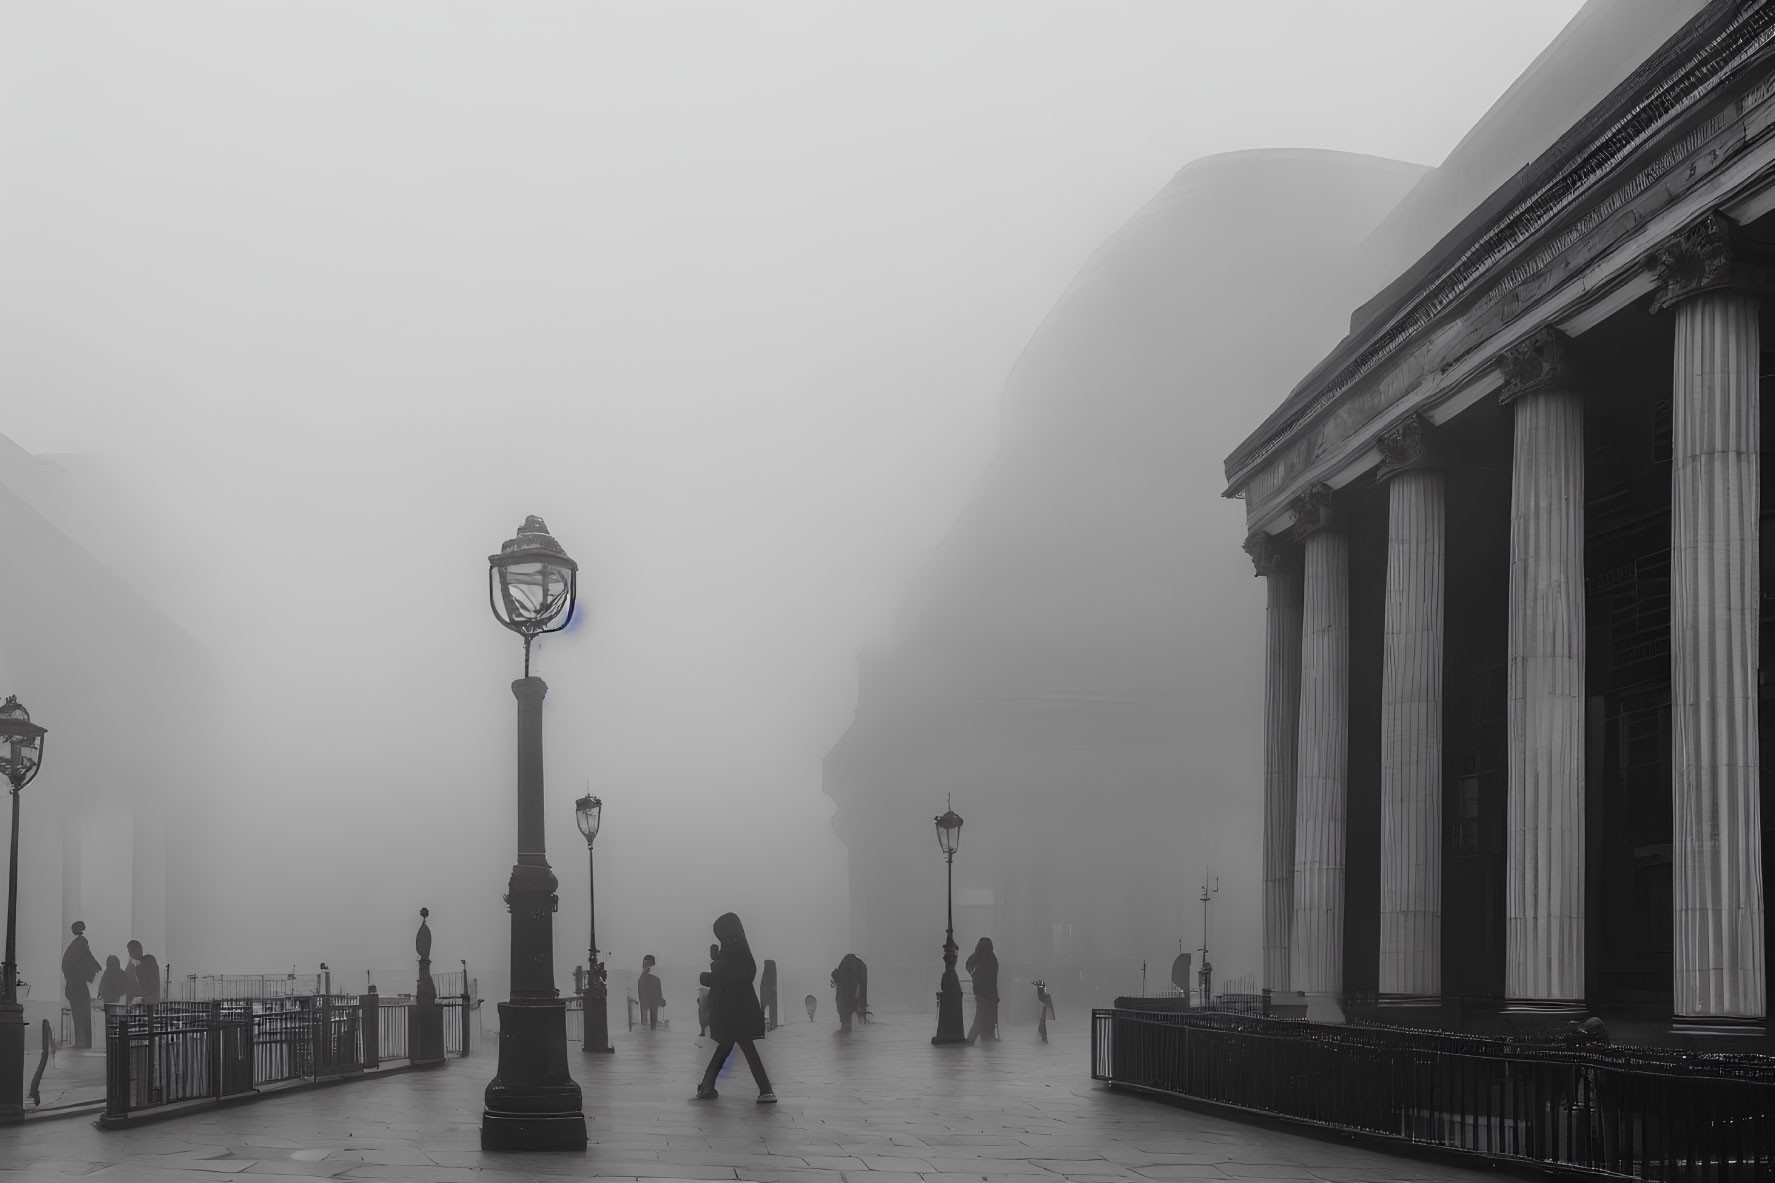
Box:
(760, 959), (778, 1030)
(831, 953), (864, 1032)
(693, 912), (774, 1103)
(61, 922), (101, 1048)
(699, 942), (719, 1034)
(98, 956), (130, 1006)
(126, 940), (161, 1004)
(966, 937), (999, 1044)
(637, 955), (664, 1029)
(1033, 980), (1055, 1042)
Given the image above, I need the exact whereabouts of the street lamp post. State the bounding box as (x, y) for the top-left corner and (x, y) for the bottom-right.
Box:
(931, 807), (967, 1046)
(0, 697), (47, 1117)
(480, 516), (587, 1151)
(574, 792), (611, 1054)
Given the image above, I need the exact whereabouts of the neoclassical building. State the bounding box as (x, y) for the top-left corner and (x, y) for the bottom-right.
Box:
(1229, 0), (1775, 1035)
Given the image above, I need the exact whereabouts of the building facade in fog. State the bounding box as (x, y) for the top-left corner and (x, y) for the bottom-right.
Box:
(1230, 0), (1774, 1034)
(0, 432), (216, 1011)
(825, 148), (1427, 1014)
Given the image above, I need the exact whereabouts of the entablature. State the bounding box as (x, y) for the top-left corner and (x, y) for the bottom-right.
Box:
(1228, 0), (1775, 537)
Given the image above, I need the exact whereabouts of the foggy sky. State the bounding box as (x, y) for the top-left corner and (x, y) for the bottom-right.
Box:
(0, 3), (1583, 996)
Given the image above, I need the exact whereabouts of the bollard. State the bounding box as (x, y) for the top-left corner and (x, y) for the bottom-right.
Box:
(361, 990), (380, 1070)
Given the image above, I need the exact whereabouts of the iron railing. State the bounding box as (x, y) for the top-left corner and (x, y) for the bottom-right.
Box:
(564, 994), (583, 1041)
(103, 994), (469, 1123)
(1091, 1009), (1775, 1181)
(375, 996), (408, 1064)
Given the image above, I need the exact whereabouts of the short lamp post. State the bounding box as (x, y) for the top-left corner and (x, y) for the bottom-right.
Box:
(480, 516), (587, 1151)
(931, 807), (967, 1046)
(0, 697), (46, 1117)
(574, 792), (612, 1053)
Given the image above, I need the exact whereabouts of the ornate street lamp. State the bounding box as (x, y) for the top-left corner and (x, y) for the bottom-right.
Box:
(931, 806), (967, 1045)
(574, 791), (611, 1054)
(0, 697), (47, 1117)
(481, 517), (586, 1151)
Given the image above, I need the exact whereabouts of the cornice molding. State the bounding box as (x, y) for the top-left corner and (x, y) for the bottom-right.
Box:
(1496, 327), (1577, 405)
(1375, 413), (1438, 480)
(1647, 210), (1775, 311)
(1224, 0), (1775, 491)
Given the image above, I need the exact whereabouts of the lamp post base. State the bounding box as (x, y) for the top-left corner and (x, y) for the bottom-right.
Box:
(0, 999), (23, 1116)
(932, 981), (968, 1045)
(412, 1002), (447, 1067)
(480, 1110), (589, 1151)
(481, 1000), (586, 1150)
(583, 988), (614, 1054)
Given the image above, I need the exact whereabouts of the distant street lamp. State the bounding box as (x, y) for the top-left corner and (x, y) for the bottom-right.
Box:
(0, 697), (47, 1117)
(480, 516), (587, 1151)
(931, 806), (967, 1046)
(575, 792), (611, 1054)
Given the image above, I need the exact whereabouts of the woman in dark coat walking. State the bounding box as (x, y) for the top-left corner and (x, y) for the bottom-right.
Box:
(693, 912), (775, 1103)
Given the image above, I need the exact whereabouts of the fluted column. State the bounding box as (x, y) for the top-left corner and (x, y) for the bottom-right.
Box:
(1375, 416), (1444, 1004)
(1246, 532), (1303, 995)
(1288, 485), (1349, 1001)
(1497, 328), (1586, 1012)
(1651, 212), (1768, 1030)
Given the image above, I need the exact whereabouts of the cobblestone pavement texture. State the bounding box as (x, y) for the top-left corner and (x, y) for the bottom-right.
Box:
(0, 1012), (1495, 1182)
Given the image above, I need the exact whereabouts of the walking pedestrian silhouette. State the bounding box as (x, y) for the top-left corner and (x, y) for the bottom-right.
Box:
(692, 912), (774, 1104)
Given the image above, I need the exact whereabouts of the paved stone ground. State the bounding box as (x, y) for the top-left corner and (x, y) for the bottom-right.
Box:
(0, 1011), (1498, 1182)
(22, 1047), (107, 1112)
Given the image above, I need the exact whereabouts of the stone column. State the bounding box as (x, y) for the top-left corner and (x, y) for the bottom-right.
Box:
(1650, 212), (1769, 1031)
(1375, 416), (1444, 1004)
(1288, 484), (1349, 1004)
(1496, 328), (1586, 1012)
(1245, 531), (1303, 996)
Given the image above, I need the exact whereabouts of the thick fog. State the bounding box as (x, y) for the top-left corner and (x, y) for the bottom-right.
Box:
(1, 3), (1582, 1012)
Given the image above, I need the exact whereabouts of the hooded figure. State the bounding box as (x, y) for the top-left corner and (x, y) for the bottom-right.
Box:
(693, 912), (773, 1102)
(98, 955), (130, 1006)
(831, 953), (863, 1032)
(965, 936), (999, 1044)
(61, 922), (102, 1048)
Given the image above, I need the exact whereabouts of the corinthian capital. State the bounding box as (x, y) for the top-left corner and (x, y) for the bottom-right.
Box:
(1496, 326), (1574, 405)
(1647, 211), (1775, 313)
(1287, 483), (1337, 542)
(1243, 531), (1292, 578)
(1376, 413), (1437, 480)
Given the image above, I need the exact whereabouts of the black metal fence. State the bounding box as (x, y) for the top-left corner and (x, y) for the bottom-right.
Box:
(1092, 1009), (1775, 1181)
(104, 994), (470, 1123)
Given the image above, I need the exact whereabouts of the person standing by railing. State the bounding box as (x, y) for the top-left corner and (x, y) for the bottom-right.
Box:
(61, 922), (101, 1049)
(125, 941), (161, 1004)
(98, 955), (130, 1007)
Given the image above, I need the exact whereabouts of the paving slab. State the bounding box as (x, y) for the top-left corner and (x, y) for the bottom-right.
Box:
(0, 1011), (1501, 1182)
